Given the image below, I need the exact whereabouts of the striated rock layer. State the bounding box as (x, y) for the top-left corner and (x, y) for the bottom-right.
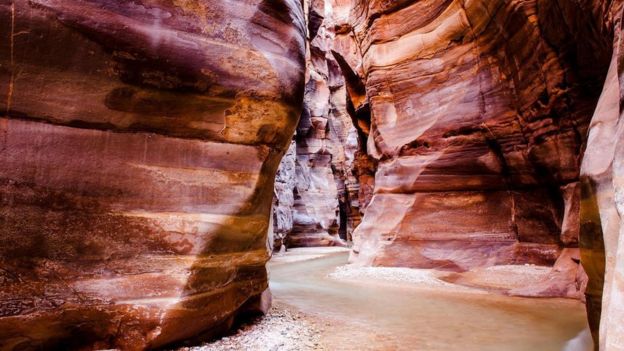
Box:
(272, 140), (298, 250)
(0, 1), (305, 349)
(329, 0), (624, 348)
(273, 0), (362, 248)
(338, 0), (612, 274)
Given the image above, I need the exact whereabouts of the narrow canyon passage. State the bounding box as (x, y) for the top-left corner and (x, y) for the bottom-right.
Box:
(269, 250), (590, 351)
(3, 0), (624, 350)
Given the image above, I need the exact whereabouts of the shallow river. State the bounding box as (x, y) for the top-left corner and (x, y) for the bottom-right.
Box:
(268, 251), (591, 351)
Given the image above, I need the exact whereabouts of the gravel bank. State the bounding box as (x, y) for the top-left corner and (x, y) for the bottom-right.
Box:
(328, 265), (483, 293)
(178, 305), (326, 351)
(270, 247), (350, 264)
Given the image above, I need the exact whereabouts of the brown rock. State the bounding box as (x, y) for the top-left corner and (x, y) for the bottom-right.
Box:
(336, 0), (614, 274)
(507, 248), (586, 299)
(0, 1), (305, 349)
(272, 140), (298, 250)
(438, 248), (587, 299)
(561, 182), (581, 246)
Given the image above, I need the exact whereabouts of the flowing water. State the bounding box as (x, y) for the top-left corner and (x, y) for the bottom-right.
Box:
(268, 251), (592, 351)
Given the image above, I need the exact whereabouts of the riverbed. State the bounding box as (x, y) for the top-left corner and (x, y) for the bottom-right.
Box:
(268, 249), (591, 351)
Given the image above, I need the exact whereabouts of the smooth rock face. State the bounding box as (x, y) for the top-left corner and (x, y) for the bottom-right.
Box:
(336, 0), (613, 276)
(580, 35), (624, 350)
(0, 1), (305, 349)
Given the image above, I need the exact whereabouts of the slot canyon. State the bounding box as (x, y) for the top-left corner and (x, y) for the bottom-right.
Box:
(1, 0), (623, 350)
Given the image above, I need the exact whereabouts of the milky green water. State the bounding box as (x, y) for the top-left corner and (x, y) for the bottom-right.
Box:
(268, 252), (592, 351)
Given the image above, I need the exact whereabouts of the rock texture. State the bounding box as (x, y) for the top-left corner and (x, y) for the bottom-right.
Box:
(327, 0), (624, 348)
(580, 23), (624, 350)
(272, 0), (362, 248)
(333, 0), (612, 275)
(3, 0), (624, 350)
(272, 140), (297, 250)
(179, 304), (326, 351)
(0, 1), (305, 349)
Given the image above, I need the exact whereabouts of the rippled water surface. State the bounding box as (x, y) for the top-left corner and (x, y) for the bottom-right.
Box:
(269, 252), (592, 351)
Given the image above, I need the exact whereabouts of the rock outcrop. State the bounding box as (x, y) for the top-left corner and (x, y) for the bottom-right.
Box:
(0, 1), (305, 349)
(3, 0), (624, 350)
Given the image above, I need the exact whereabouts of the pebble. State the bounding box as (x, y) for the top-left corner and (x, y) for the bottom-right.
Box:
(177, 306), (326, 351)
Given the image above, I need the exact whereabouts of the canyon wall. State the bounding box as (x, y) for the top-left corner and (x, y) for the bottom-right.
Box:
(272, 141), (298, 250)
(0, 1), (305, 349)
(272, 0), (362, 248)
(334, 0), (612, 273)
(328, 0), (624, 348)
(580, 24), (624, 350)
(2, 0), (624, 349)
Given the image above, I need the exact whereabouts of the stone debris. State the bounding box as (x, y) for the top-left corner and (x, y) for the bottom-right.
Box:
(328, 265), (480, 292)
(180, 306), (326, 351)
(271, 247), (350, 264)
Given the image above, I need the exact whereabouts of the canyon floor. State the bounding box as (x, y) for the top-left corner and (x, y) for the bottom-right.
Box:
(181, 248), (593, 351)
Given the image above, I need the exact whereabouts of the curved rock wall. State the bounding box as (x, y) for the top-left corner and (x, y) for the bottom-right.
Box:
(328, 0), (624, 348)
(339, 0), (613, 274)
(580, 15), (624, 350)
(0, 1), (305, 349)
(3, 0), (624, 349)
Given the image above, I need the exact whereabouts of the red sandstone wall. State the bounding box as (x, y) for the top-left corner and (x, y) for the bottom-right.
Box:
(0, 1), (305, 349)
(330, 0), (624, 348)
(337, 0), (613, 274)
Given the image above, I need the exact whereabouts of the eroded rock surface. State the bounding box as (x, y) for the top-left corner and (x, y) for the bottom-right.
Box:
(327, 0), (624, 348)
(0, 1), (305, 349)
(273, 0), (362, 248)
(334, 0), (612, 275)
(3, 0), (624, 349)
(272, 140), (297, 250)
